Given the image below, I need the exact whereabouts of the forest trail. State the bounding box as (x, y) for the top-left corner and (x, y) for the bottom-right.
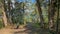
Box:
(0, 23), (49, 34)
(0, 25), (30, 34)
(0, 23), (38, 34)
(0, 26), (29, 34)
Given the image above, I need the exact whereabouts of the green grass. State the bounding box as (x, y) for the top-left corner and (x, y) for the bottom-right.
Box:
(32, 23), (40, 28)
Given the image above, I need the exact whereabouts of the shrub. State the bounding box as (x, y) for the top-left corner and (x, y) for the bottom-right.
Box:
(0, 21), (3, 29)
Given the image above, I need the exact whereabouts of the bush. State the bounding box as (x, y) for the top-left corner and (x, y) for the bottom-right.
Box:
(0, 21), (3, 29)
(32, 23), (40, 28)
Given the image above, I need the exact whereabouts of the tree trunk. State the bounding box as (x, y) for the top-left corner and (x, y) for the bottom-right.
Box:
(2, 8), (8, 27)
(48, 0), (56, 32)
(36, 0), (44, 28)
(2, 0), (8, 27)
(56, 0), (59, 34)
(8, 0), (12, 24)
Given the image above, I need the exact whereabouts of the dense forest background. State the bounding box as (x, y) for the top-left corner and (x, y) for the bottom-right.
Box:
(0, 0), (60, 34)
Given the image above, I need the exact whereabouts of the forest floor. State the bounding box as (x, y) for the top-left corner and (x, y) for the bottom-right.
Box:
(0, 27), (29, 34)
(0, 23), (49, 34)
(0, 24), (36, 34)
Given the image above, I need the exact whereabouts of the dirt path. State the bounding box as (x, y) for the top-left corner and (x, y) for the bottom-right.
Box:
(0, 28), (13, 34)
(0, 24), (39, 34)
(0, 24), (35, 34)
(0, 27), (28, 34)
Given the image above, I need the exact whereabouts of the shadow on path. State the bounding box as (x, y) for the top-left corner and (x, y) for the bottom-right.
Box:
(13, 23), (49, 34)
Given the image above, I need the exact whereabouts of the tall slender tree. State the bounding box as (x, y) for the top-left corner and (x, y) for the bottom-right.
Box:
(1, 0), (8, 27)
(48, 0), (56, 33)
(7, 0), (12, 24)
(36, 0), (44, 28)
(56, 0), (60, 34)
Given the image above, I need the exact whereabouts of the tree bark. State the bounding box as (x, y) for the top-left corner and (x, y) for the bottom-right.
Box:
(2, 0), (8, 27)
(48, 0), (56, 31)
(56, 0), (59, 34)
(36, 0), (44, 28)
